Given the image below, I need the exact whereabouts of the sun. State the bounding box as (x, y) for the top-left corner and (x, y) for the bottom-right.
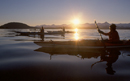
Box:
(75, 28), (78, 32)
(73, 19), (80, 25)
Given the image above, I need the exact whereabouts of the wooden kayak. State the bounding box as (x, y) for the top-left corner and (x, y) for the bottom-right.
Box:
(34, 40), (130, 49)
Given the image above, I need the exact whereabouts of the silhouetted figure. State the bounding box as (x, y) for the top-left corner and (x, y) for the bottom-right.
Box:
(62, 27), (65, 33)
(40, 27), (44, 41)
(40, 26), (44, 33)
(98, 24), (120, 42)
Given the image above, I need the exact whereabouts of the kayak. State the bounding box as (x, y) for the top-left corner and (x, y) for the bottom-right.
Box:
(14, 30), (74, 35)
(47, 31), (75, 33)
(14, 31), (65, 35)
(34, 40), (130, 49)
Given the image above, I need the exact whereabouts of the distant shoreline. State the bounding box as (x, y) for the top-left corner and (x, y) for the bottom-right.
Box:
(0, 27), (130, 29)
(1, 22), (130, 29)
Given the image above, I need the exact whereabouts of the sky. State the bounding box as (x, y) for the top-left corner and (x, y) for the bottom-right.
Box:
(0, 0), (130, 26)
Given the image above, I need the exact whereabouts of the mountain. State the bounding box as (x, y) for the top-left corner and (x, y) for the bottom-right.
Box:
(1, 22), (130, 29)
(35, 22), (130, 29)
(0, 22), (34, 29)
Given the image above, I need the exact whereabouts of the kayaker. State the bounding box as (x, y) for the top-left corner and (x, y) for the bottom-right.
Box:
(40, 26), (44, 33)
(63, 27), (65, 33)
(40, 27), (44, 41)
(98, 24), (120, 42)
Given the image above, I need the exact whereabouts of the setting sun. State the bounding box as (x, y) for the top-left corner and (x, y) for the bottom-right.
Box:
(73, 19), (80, 25)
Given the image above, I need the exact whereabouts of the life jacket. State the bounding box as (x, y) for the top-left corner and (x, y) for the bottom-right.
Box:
(109, 31), (120, 42)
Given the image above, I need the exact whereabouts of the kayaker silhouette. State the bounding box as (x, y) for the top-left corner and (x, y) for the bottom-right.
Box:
(62, 27), (65, 33)
(98, 24), (120, 42)
(40, 26), (44, 41)
(40, 26), (44, 33)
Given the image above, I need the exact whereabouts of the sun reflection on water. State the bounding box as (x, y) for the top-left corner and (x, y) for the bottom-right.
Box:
(74, 28), (79, 40)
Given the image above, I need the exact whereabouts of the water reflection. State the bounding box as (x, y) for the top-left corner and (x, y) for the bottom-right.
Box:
(104, 49), (120, 75)
(34, 43), (122, 75)
(1, 29), (130, 80)
(91, 49), (120, 75)
(40, 34), (44, 41)
(74, 28), (79, 40)
(74, 32), (79, 40)
(34, 46), (102, 59)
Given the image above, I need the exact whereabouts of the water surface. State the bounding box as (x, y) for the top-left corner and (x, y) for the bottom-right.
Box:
(0, 29), (130, 81)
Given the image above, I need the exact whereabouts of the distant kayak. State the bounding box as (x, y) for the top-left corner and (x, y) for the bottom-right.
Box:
(47, 31), (75, 33)
(14, 31), (65, 35)
(34, 40), (130, 49)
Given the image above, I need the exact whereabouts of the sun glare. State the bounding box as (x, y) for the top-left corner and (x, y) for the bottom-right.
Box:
(73, 19), (80, 25)
(75, 28), (78, 32)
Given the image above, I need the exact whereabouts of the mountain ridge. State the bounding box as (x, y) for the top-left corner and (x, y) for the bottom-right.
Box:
(36, 22), (130, 29)
(1, 22), (130, 29)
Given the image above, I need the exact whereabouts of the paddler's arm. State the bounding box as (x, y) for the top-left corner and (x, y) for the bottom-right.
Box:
(98, 29), (109, 36)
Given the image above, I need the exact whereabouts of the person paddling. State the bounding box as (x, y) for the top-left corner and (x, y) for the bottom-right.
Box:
(40, 26), (44, 41)
(62, 27), (65, 33)
(40, 26), (44, 33)
(98, 24), (120, 42)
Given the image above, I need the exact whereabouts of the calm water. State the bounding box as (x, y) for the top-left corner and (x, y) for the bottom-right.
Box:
(0, 29), (130, 81)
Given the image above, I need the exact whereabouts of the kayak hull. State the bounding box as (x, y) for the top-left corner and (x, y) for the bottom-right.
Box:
(15, 31), (65, 35)
(34, 40), (130, 49)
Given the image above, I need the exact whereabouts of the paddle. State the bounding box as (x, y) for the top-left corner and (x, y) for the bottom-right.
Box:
(94, 20), (106, 49)
(91, 20), (107, 69)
